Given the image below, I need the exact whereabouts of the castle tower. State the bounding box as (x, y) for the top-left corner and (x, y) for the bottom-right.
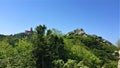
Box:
(30, 27), (33, 33)
(25, 27), (33, 35)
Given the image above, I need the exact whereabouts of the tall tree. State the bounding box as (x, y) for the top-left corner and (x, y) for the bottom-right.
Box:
(46, 29), (66, 67)
(34, 25), (47, 68)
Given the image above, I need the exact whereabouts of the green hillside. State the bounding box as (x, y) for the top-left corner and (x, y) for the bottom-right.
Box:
(0, 25), (118, 68)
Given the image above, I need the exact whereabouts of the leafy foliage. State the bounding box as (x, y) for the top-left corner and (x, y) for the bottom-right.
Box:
(0, 37), (35, 68)
(0, 25), (118, 68)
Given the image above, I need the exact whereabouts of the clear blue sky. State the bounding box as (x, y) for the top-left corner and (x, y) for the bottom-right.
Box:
(0, 0), (119, 45)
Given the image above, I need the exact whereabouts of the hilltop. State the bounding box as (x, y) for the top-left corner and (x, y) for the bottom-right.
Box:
(66, 28), (113, 45)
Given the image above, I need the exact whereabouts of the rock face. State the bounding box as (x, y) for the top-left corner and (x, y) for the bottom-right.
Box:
(67, 28), (86, 36)
(74, 29), (85, 35)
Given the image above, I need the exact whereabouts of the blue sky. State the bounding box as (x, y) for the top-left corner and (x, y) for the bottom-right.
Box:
(0, 0), (119, 45)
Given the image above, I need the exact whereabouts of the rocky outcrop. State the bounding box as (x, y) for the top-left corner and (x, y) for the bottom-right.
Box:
(66, 28), (86, 36)
(66, 29), (112, 45)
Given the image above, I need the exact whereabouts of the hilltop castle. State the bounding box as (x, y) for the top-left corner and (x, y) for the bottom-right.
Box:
(67, 28), (86, 36)
(25, 28), (33, 35)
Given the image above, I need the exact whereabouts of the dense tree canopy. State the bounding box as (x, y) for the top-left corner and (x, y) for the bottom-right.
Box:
(0, 25), (118, 68)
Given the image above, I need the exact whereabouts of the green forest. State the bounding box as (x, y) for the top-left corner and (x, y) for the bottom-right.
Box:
(0, 25), (119, 68)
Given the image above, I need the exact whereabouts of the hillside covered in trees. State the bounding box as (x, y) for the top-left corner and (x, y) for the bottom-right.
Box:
(0, 25), (118, 68)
